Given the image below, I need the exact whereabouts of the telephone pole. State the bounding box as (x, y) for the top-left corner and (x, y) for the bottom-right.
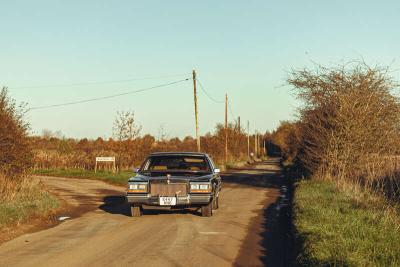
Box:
(247, 121), (250, 160)
(263, 137), (266, 157)
(192, 70), (200, 152)
(255, 132), (258, 158)
(225, 93), (228, 163)
(238, 116), (241, 133)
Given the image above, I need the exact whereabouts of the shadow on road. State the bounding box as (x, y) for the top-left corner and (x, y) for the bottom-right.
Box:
(99, 194), (131, 217)
(222, 171), (281, 189)
(224, 158), (295, 267)
(98, 190), (201, 217)
(142, 208), (199, 216)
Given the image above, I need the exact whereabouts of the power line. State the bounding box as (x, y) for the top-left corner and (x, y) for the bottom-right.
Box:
(196, 78), (224, 104)
(228, 102), (235, 119)
(10, 73), (191, 89)
(196, 76), (237, 120)
(273, 83), (290, 89)
(28, 78), (190, 111)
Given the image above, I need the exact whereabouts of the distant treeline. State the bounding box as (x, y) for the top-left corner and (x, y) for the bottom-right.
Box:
(31, 123), (258, 170)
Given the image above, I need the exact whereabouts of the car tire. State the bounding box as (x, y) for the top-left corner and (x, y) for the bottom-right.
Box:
(131, 205), (142, 217)
(213, 194), (219, 210)
(201, 201), (213, 217)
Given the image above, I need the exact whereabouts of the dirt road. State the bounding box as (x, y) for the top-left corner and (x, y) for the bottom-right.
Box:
(0, 158), (290, 267)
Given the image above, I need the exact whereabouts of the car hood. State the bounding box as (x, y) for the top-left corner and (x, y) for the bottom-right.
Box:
(128, 173), (214, 183)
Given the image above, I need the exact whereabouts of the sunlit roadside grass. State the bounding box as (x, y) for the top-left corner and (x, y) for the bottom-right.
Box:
(0, 175), (59, 228)
(32, 159), (252, 186)
(294, 179), (400, 266)
(223, 161), (248, 170)
(32, 168), (134, 186)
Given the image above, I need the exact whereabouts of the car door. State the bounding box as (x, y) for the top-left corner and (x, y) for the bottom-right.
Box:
(207, 156), (221, 192)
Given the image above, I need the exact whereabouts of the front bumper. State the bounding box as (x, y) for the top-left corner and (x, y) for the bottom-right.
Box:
(126, 193), (212, 206)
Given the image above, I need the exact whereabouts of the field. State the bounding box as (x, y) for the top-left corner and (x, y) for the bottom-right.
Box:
(33, 169), (134, 186)
(293, 179), (400, 266)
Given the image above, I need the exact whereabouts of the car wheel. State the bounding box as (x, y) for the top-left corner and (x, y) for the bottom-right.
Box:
(131, 205), (142, 217)
(201, 201), (213, 217)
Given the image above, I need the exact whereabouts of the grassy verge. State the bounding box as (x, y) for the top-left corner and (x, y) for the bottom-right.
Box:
(222, 161), (249, 171)
(0, 177), (59, 228)
(33, 160), (251, 185)
(293, 179), (400, 266)
(32, 168), (134, 186)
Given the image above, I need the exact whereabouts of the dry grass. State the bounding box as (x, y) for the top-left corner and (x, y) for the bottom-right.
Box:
(0, 173), (58, 227)
(1, 173), (35, 202)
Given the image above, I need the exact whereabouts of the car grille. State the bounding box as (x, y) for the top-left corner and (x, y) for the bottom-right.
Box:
(150, 182), (187, 197)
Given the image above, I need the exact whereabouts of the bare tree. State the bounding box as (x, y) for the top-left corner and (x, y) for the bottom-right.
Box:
(112, 111), (142, 170)
(157, 125), (169, 142)
(113, 111), (142, 141)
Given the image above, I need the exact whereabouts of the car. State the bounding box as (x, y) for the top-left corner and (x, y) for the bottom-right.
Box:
(126, 152), (222, 217)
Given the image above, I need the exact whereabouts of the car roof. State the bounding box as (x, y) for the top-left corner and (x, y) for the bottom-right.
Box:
(149, 152), (209, 157)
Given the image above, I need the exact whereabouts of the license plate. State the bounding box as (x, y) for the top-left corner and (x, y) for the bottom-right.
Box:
(159, 197), (176, 206)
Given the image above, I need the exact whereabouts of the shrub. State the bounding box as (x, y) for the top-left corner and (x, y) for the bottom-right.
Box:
(0, 88), (58, 227)
(0, 87), (32, 175)
(287, 63), (400, 197)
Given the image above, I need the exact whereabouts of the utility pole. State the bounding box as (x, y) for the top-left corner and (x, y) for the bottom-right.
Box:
(192, 70), (200, 152)
(263, 137), (266, 157)
(247, 121), (250, 160)
(225, 93), (228, 163)
(238, 116), (241, 133)
(255, 132), (258, 158)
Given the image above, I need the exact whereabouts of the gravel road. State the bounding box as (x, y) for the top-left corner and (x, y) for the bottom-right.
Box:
(0, 158), (287, 267)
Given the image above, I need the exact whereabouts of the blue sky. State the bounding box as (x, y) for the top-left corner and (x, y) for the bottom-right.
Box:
(1, 1), (399, 139)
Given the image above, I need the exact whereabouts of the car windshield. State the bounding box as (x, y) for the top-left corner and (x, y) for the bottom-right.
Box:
(142, 155), (211, 173)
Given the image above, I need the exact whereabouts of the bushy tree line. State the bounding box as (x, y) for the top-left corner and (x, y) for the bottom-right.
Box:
(269, 62), (400, 199)
(265, 121), (301, 163)
(31, 122), (250, 170)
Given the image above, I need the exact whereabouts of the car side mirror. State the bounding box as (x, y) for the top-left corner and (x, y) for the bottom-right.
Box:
(214, 168), (220, 174)
(133, 168), (140, 173)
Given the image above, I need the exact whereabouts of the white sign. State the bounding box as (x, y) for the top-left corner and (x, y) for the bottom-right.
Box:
(95, 157), (116, 173)
(96, 157), (115, 162)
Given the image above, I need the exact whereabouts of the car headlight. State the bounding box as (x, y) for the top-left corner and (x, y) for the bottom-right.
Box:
(127, 183), (148, 193)
(191, 184), (200, 190)
(199, 184), (209, 190)
(190, 183), (212, 193)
